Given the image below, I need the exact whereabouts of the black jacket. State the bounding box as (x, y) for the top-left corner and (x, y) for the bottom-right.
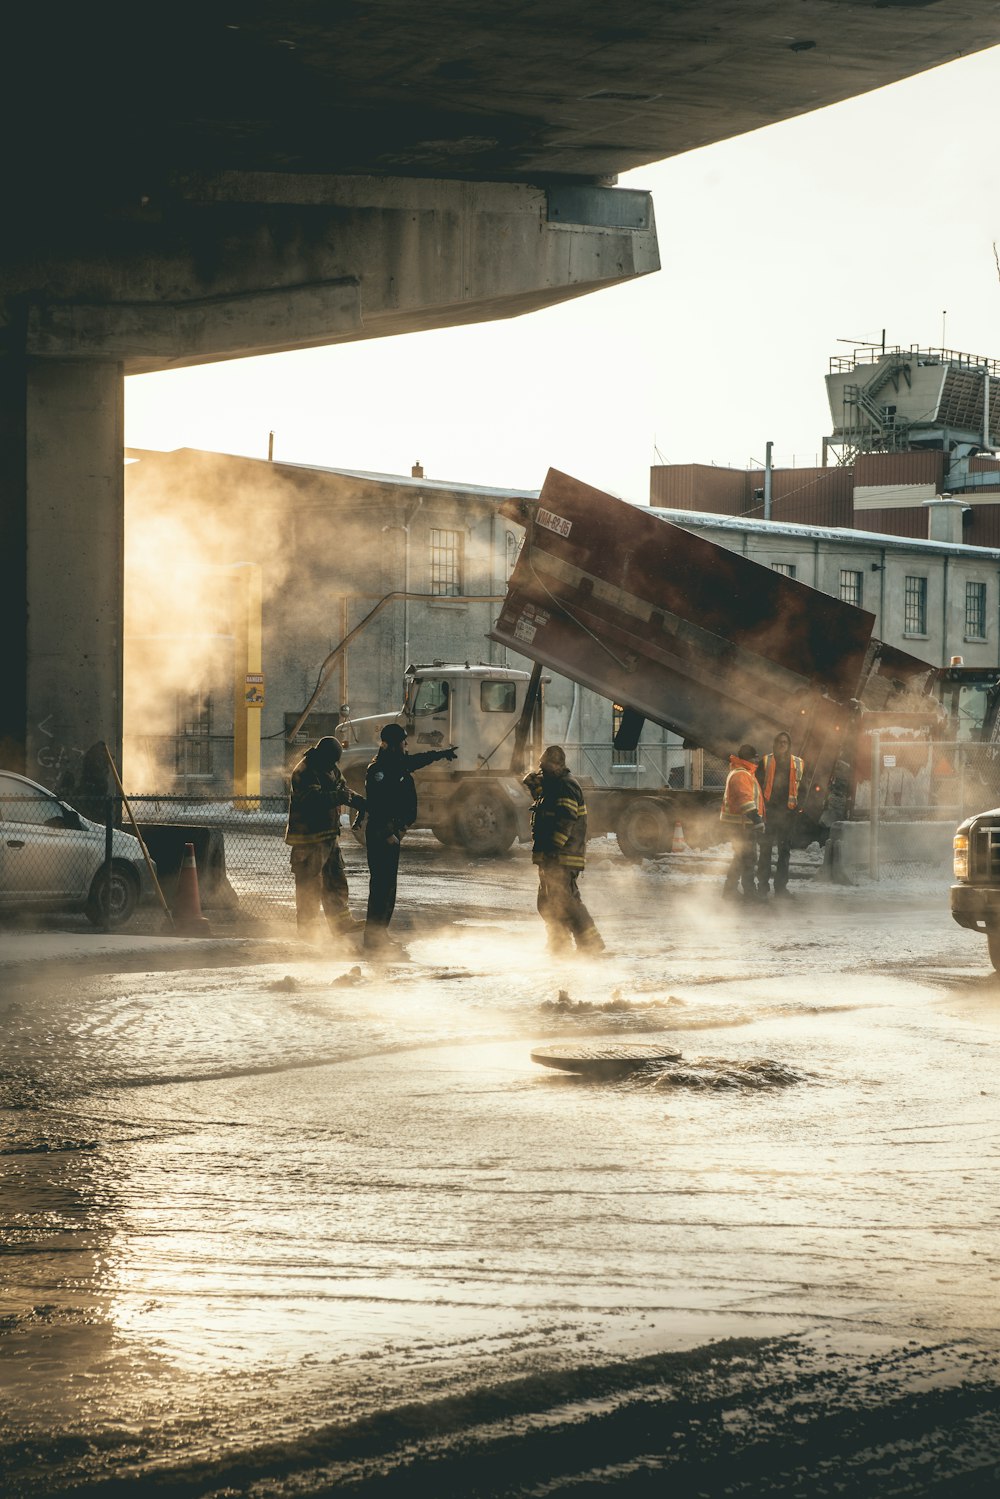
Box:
(285, 750), (363, 846)
(523, 767), (588, 870)
(364, 746), (449, 838)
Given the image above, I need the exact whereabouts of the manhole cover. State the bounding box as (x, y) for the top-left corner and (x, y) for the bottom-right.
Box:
(531, 1042), (682, 1075)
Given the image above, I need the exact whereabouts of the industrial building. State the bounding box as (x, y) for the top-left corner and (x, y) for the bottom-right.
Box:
(125, 436), (1000, 799)
(651, 343), (1000, 545)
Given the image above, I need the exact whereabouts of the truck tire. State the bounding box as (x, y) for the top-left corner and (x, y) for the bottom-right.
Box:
(987, 928), (1000, 973)
(615, 797), (675, 862)
(431, 818), (460, 847)
(452, 787), (517, 857)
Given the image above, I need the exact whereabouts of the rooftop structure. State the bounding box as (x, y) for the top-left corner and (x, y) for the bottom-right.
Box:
(825, 345), (1000, 490)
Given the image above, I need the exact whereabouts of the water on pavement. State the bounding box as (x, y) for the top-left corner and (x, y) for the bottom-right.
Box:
(3, 846), (1000, 1494)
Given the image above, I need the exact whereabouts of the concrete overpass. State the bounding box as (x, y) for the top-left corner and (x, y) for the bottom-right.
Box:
(3, 3), (999, 783)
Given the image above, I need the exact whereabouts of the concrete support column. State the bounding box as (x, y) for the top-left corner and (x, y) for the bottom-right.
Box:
(24, 359), (124, 788)
(0, 339), (28, 771)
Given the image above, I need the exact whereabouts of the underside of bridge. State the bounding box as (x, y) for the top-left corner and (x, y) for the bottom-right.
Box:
(2, 3), (999, 781)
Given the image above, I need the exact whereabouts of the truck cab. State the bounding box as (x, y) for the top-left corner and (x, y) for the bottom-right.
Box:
(402, 662), (536, 773)
(339, 663), (538, 856)
(934, 663), (1000, 745)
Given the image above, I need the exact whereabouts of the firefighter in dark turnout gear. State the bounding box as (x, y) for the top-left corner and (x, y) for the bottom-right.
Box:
(523, 745), (604, 955)
(756, 730), (804, 898)
(362, 722), (458, 953)
(721, 742), (765, 900)
(284, 737), (366, 941)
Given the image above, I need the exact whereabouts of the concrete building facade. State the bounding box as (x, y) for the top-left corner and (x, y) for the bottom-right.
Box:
(647, 504), (1000, 675)
(123, 450), (663, 796)
(121, 449), (1000, 801)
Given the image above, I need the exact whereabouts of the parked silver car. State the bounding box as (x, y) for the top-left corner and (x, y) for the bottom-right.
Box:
(0, 771), (154, 927)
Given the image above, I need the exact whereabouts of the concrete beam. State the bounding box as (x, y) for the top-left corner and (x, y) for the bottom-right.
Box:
(22, 177), (658, 372)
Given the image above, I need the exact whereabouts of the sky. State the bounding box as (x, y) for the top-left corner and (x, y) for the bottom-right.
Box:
(125, 45), (1000, 505)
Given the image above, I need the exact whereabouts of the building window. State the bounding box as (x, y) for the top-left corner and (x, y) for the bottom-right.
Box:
(904, 576), (928, 635)
(771, 562), (796, 578)
(839, 569), (863, 607)
(612, 703), (638, 767)
(176, 691), (212, 777)
(965, 580), (987, 639)
(430, 528), (463, 596)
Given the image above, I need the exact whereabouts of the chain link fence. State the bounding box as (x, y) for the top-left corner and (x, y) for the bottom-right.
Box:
(7, 734), (990, 930)
(0, 789), (324, 934)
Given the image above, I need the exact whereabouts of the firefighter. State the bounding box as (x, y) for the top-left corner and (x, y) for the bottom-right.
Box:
(756, 730), (804, 898)
(362, 723), (458, 955)
(523, 744), (604, 955)
(721, 741), (765, 900)
(284, 736), (366, 943)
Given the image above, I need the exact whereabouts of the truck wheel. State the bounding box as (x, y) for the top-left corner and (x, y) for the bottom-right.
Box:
(987, 928), (1000, 973)
(452, 788), (517, 857)
(615, 798), (674, 862)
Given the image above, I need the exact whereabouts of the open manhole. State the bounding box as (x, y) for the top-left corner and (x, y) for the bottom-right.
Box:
(531, 1042), (682, 1077)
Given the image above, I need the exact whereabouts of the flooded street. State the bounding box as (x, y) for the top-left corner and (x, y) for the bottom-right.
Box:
(3, 841), (1000, 1495)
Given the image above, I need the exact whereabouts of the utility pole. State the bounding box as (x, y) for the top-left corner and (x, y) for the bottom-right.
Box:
(763, 440), (773, 521)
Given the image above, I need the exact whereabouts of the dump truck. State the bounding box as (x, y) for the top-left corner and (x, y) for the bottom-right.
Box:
(304, 469), (1000, 859)
(332, 658), (728, 857)
(488, 469), (947, 816)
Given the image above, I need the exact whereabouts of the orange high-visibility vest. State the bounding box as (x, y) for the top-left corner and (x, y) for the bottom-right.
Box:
(721, 757), (764, 823)
(760, 752), (803, 810)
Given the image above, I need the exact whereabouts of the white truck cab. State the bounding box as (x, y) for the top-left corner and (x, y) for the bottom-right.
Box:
(338, 663), (539, 855)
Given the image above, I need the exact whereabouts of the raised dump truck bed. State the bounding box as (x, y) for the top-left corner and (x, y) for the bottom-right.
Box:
(490, 469), (935, 825)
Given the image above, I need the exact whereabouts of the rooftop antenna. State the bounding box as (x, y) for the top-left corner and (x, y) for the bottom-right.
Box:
(941, 310), (947, 348)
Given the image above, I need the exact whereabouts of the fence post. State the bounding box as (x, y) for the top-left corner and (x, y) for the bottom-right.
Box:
(869, 731), (880, 881)
(102, 795), (115, 933)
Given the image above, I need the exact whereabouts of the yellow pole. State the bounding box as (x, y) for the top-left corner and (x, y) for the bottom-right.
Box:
(232, 564), (263, 807)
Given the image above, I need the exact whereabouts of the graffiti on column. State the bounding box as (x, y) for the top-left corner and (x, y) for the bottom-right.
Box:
(34, 715), (84, 791)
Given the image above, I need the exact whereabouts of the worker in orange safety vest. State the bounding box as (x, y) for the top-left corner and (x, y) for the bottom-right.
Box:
(720, 742), (765, 900)
(755, 730), (805, 899)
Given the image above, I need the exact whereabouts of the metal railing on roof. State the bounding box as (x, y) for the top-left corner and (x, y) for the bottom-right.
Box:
(829, 344), (1000, 377)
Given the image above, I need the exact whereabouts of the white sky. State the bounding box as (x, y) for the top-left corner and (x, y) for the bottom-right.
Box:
(125, 45), (1000, 504)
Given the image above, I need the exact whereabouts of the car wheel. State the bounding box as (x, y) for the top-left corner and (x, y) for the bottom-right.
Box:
(86, 863), (140, 928)
(452, 789), (517, 856)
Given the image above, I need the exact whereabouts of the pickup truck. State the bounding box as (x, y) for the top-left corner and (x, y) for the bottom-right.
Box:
(951, 807), (1000, 969)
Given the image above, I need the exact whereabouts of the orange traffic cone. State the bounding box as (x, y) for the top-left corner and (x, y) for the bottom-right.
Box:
(172, 842), (212, 937)
(671, 821), (687, 853)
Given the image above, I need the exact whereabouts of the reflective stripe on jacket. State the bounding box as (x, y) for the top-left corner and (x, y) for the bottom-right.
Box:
(720, 756), (764, 825)
(523, 768), (588, 869)
(759, 752), (804, 810)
